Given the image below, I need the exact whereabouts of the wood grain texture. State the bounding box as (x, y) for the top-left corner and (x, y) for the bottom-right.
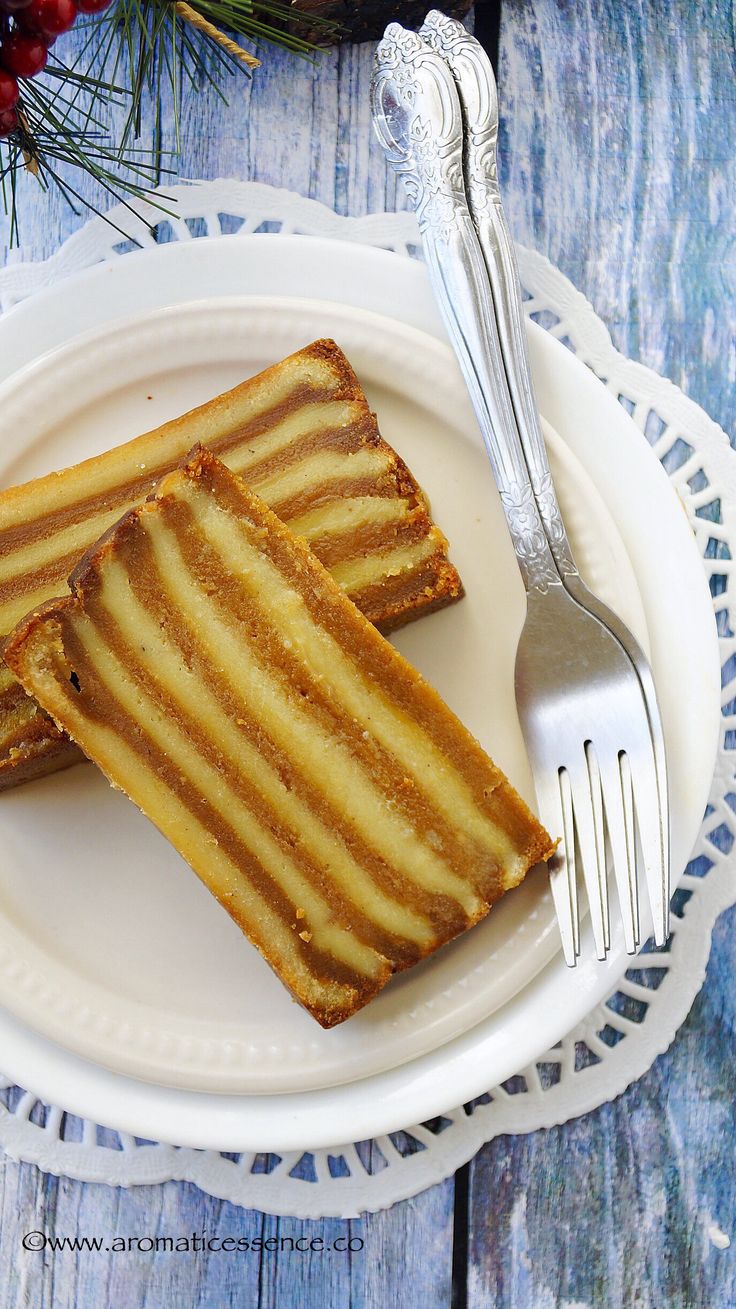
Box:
(0, 3), (734, 1308)
(0, 35), (404, 262)
(466, 909), (736, 1309)
(466, 5), (736, 1304)
(498, 0), (736, 448)
(0, 1167), (454, 1308)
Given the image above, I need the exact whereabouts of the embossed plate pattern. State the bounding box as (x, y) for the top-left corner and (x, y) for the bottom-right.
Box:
(0, 294), (648, 1094)
(0, 228), (719, 1152)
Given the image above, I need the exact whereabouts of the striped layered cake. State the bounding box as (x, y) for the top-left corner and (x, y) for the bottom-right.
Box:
(0, 339), (462, 790)
(4, 450), (553, 1027)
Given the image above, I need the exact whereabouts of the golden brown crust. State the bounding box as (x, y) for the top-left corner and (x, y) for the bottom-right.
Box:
(0, 734), (82, 790)
(0, 339), (463, 790)
(0, 340), (353, 515)
(0, 652), (83, 790)
(4, 451), (552, 1027)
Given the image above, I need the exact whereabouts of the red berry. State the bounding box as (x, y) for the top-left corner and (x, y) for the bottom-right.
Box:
(0, 105), (17, 136)
(19, 0), (75, 39)
(0, 30), (47, 76)
(75, 0), (111, 11)
(0, 66), (18, 109)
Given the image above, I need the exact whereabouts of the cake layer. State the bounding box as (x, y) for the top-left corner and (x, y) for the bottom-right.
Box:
(4, 450), (552, 1027)
(0, 661), (82, 786)
(0, 339), (462, 790)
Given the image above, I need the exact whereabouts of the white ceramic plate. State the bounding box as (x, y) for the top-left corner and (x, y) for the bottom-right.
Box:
(0, 295), (648, 1094)
(0, 237), (720, 1150)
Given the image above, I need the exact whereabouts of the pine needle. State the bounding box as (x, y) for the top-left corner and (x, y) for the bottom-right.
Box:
(0, 0), (341, 242)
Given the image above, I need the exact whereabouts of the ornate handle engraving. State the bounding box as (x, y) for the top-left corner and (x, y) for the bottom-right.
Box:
(420, 10), (577, 578)
(372, 26), (467, 244)
(372, 24), (560, 593)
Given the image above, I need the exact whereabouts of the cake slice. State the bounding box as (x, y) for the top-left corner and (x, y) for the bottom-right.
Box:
(0, 339), (462, 790)
(4, 449), (552, 1027)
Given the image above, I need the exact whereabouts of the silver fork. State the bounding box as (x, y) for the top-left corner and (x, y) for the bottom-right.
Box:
(418, 10), (670, 961)
(371, 21), (670, 963)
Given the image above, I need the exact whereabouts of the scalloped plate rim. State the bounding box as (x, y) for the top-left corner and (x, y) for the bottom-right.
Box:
(0, 233), (720, 1150)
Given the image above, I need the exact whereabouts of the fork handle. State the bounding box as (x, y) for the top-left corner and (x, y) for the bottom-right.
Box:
(421, 224), (561, 593)
(421, 13), (578, 579)
(372, 29), (561, 594)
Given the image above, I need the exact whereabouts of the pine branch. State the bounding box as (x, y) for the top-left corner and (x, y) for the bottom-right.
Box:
(0, 0), (341, 242)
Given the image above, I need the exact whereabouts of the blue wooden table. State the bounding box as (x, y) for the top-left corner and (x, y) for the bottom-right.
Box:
(1, 3), (734, 1306)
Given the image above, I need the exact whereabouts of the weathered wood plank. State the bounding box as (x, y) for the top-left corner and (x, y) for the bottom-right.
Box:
(466, 911), (736, 1309)
(0, 1166), (454, 1308)
(467, 2), (736, 1305)
(499, 0), (736, 446)
(0, 34), (401, 263)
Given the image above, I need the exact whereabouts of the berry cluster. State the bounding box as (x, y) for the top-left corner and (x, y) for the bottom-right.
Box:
(0, 0), (112, 139)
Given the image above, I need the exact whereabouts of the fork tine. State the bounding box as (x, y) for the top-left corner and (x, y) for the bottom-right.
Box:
(600, 750), (639, 953)
(558, 768), (581, 960)
(566, 754), (608, 960)
(627, 739), (669, 946)
(620, 754), (640, 944)
(585, 742), (610, 952)
(534, 768), (579, 965)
